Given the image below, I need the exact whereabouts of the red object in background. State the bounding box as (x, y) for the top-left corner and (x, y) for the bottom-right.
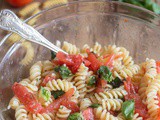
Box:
(5, 0), (33, 7)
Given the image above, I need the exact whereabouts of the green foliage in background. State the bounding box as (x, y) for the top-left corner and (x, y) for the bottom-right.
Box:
(118, 0), (160, 14)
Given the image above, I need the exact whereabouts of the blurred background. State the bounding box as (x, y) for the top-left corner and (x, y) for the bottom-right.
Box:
(0, 0), (160, 40)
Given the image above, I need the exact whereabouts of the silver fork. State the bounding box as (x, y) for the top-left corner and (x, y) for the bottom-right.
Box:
(0, 9), (67, 54)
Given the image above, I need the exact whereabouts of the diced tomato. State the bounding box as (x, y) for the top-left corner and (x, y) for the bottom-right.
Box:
(100, 80), (107, 88)
(82, 108), (94, 120)
(41, 74), (56, 86)
(70, 54), (83, 74)
(55, 52), (83, 73)
(156, 61), (160, 74)
(86, 48), (91, 54)
(124, 78), (148, 119)
(41, 88), (75, 113)
(56, 52), (74, 66)
(5, 0), (33, 7)
(61, 100), (80, 113)
(157, 108), (160, 120)
(83, 59), (91, 67)
(12, 83), (43, 113)
(87, 52), (102, 72)
(94, 87), (104, 93)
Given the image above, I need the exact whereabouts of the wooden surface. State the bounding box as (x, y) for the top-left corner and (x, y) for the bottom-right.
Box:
(0, 0), (160, 40)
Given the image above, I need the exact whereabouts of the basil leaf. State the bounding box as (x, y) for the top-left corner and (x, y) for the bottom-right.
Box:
(90, 103), (100, 108)
(54, 66), (73, 79)
(122, 100), (135, 120)
(87, 76), (96, 86)
(108, 77), (123, 88)
(51, 90), (65, 99)
(97, 66), (112, 82)
(51, 51), (56, 59)
(67, 113), (84, 120)
(39, 87), (51, 101)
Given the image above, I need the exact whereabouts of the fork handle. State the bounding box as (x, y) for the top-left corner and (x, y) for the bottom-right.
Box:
(0, 9), (66, 54)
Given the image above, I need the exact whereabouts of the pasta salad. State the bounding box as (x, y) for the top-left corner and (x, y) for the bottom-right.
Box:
(8, 41), (160, 120)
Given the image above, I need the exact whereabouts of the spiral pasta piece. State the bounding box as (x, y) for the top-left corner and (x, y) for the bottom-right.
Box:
(15, 105), (28, 120)
(32, 112), (55, 120)
(18, 2), (40, 17)
(89, 86), (127, 103)
(94, 106), (119, 120)
(42, 60), (54, 77)
(80, 98), (92, 111)
(29, 61), (43, 85)
(146, 75), (160, 119)
(72, 63), (88, 99)
(101, 99), (123, 111)
(19, 78), (38, 93)
(7, 33), (22, 45)
(8, 96), (20, 110)
(113, 64), (140, 79)
(91, 42), (102, 55)
(62, 41), (80, 54)
(42, 0), (68, 9)
(119, 47), (134, 66)
(133, 113), (143, 120)
(20, 42), (35, 66)
(55, 105), (71, 120)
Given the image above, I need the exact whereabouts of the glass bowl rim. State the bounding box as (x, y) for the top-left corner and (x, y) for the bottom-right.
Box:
(0, 0), (160, 47)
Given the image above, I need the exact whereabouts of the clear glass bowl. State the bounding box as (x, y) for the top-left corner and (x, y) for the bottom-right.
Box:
(1, 0), (160, 119)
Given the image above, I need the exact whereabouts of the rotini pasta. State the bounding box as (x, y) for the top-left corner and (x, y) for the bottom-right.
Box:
(9, 43), (158, 120)
(42, 0), (68, 9)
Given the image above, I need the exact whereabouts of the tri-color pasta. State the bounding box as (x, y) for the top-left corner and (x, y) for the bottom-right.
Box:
(8, 42), (160, 120)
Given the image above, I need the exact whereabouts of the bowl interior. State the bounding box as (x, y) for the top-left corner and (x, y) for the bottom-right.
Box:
(0, 1), (160, 119)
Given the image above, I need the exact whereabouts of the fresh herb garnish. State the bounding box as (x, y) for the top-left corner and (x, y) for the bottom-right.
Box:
(90, 103), (100, 108)
(108, 77), (123, 88)
(67, 113), (84, 120)
(122, 100), (135, 120)
(51, 51), (56, 59)
(118, 0), (160, 14)
(39, 87), (51, 102)
(87, 76), (97, 86)
(54, 65), (73, 79)
(51, 90), (65, 99)
(97, 66), (112, 82)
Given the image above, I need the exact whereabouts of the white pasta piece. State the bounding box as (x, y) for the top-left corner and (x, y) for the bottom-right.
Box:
(32, 112), (55, 120)
(89, 86), (127, 103)
(20, 42), (34, 66)
(8, 96), (20, 110)
(42, 0), (68, 9)
(101, 99), (123, 111)
(94, 106), (119, 120)
(146, 75), (160, 119)
(18, 2), (40, 17)
(80, 44), (90, 57)
(72, 63), (88, 99)
(113, 64), (140, 79)
(133, 113), (143, 120)
(119, 47), (134, 66)
(91, 42), (102, 55)
(15, 105), (28, 120)
(62, 41), (80, 54)
(42, 60), (54, 77)
(29, 61), (43, 85)
(80, 98), (92, 111)
(7, 33), (22, 45)
(56, 105), (71, 120)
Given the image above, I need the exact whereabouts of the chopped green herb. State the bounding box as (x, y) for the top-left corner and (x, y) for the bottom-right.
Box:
(39, 87), (51, 102)
(90, 103), (100, 108)
(87, 76), (96, 86)
(122, 100), (135, 120)
(108, 77), (123, 88)
(67, 113), (84, 120)
(51, 90), (65, 99)
(54, 66), (73, 79)
(118, 0), (160, 14)
(51, 51), (56, 59)
(97, 66), (112, 82)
